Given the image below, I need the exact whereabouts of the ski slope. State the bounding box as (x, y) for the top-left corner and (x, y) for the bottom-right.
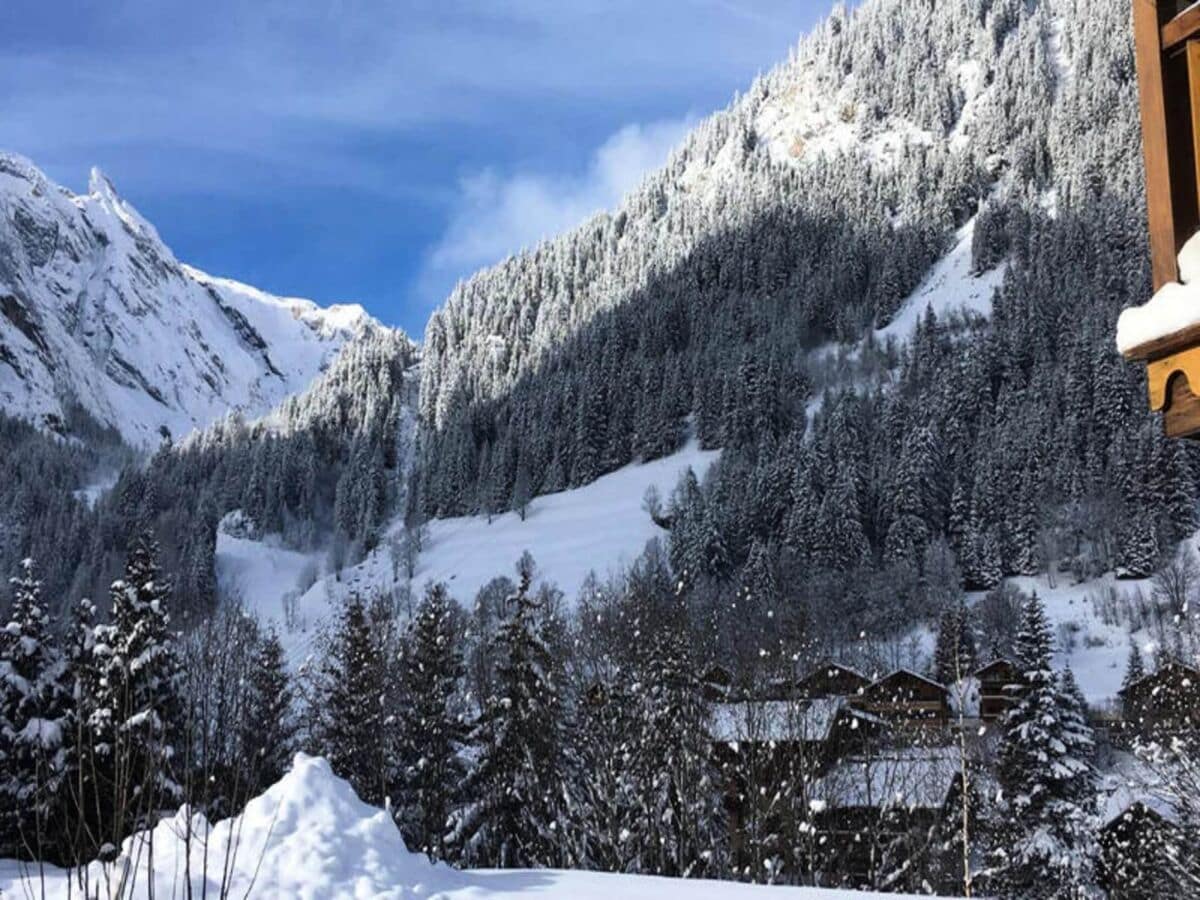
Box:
(0, 754), (935, 900)
(216, 440), (720, 663)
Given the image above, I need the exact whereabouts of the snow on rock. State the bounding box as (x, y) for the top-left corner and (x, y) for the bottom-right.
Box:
(0, 753), (938, 899)
(876, 216), (1006, 344)
(0, 152), (378, 447)
(1116, 231), (1200, 355)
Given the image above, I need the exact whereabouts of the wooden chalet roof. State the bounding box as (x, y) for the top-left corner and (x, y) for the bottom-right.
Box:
(710, 697), (884, 744)
(974, 658), (1017, 679)
(796, 661), (871, 698)
(864, 669), (951, 699)
(809, 747), (963, 812)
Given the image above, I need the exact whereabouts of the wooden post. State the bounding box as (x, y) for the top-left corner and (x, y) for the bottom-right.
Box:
(1135, 0), (1182, 289)
(1190, 40), (1200, 210)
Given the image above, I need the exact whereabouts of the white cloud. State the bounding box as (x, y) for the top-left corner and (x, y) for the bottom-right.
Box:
(422, 116), (693, 295)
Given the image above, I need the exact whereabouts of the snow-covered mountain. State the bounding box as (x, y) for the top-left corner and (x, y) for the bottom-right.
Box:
(0, 153), (378, 447)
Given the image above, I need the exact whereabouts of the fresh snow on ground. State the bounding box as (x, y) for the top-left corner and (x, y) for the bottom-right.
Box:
(970, 533), (1200, 707)
(876, 216), (1006, 344)
(414, 439), (719, 605)
(217, 440), (720, 664)
(0, 754), (936, 900)
(1117, 231), (1200, 354)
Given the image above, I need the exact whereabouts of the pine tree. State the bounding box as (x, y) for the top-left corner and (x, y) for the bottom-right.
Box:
(396, 582), (466, 862)
(627, 625), (724, 877)
(314, 593), (393, 806)
(58, 596), (98, 866)
(90, 535), (186, 852)
(1120, 640), (1145, 695)
(240, 627), (296, 794)
(0, 558), (68, 859)
(933, 597), (977, 685)
(451, 567), (573, 869)
(991, 593), (1098, 898)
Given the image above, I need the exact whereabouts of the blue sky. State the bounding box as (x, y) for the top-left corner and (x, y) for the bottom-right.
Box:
(2, 1), (838, 335)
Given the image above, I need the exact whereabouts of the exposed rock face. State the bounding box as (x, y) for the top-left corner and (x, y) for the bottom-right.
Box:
(0, 153), (379, 447)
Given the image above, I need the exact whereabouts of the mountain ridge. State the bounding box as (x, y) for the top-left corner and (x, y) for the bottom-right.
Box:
(0, 151), (385, 448)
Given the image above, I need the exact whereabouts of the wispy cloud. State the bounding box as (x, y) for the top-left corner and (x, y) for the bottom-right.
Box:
(424, 117), (693, 289)
(0, 0), (828, 331)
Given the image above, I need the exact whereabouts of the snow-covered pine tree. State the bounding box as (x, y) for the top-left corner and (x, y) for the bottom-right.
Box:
(314, 593), (394, 806)
(240, 626), (296, 794)
(0, 558), (68, 860)
(396, 582), (466, 862)
(450, 565), (574, 869)
(628, 624), (724, 878)
(1119, 509), (1161, 579)
(933, 597), (977, 686)
(90, 535), (186, 852)
(1120, 640), (1146, 696)
(58, 596), (98, 865)
(990, 592), (1099, 898)
(573, 673), (639, 872)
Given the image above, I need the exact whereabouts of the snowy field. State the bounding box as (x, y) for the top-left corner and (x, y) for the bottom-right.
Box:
(217, 440), (720, 663)
(413, 439), (720, 604)
(875, 216), (1006, 344)
(0, 754), (934, 900)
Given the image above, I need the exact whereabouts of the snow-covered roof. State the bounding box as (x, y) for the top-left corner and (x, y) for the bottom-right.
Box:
(867, 669), (949, 695)
(974, 658), (1017, 677)
(1117, 231), (1200, 357)
(711, 698), (847, 743)
(810, 747), (962, 811)
(1099, 753), (1180, 827)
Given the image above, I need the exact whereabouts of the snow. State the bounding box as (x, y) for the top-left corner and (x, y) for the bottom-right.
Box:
(415, 439), (719, 605)
(754, 73), (933, 171)
(711, 698), (847, 744)
(973, 532), (1200, 707)
(810, 747), (962, 811)
(217, 440), (721, 665)
(875, 216), (1006, 344)
(0, 753), (939, 900)
(1116, 231), (1200, 355)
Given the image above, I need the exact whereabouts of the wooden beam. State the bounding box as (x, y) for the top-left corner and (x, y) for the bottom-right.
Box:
(1122, 319), (1200, 361)
(1136, 0), (1183, 289)
(1191, 41), (1200, 209)
(1163, 370), (1200, 438)
(1163, 3), (1200, 52)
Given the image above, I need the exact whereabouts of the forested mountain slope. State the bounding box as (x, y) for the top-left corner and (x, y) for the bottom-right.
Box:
(411, 0), (1187, 645)
(0, 153), (376, 447)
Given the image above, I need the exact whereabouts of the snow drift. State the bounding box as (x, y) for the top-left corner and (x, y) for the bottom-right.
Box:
(1116, 231), (1200, 355)
(0, 753), (937, 899)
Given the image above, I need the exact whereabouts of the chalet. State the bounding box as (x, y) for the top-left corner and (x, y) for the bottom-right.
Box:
(1120, 660), (1200, 737)
(1099, 799), (1181, 898)
(710, 696), (884, 874)
(974, 658), (1021, 722)
(807, 747), (969, 890)
(857, 669), (951, 726)
(702, 663), (733, 702)
(795, 661), (871, 700)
